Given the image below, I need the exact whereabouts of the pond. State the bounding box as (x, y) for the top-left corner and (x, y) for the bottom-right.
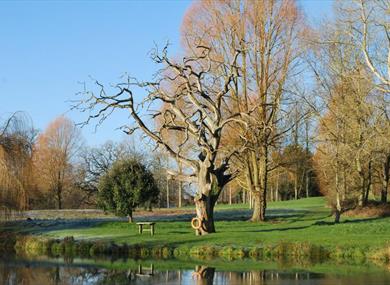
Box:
(1, 256), (390, 285)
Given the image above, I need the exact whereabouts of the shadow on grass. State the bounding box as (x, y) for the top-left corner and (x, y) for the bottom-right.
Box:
(341, 216), (387, 224)
(3, 208), (388, 239)
(1, 219), (112, 235)
(246, 215), (390, 233)
(243, 225), (312, 233)
(312, 215), (387, 226)
(141, 208), (314, 222)
(0, 208), (318, 237)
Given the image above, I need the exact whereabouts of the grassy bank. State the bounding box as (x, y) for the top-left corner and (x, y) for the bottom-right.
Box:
(3, 197), (390, 263)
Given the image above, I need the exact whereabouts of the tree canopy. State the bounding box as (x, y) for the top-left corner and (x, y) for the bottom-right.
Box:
(97, 159), (159, 222)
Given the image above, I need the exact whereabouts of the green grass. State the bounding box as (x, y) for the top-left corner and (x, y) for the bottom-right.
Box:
(4, 197), (390, 261)
(32, 197), (389, 249)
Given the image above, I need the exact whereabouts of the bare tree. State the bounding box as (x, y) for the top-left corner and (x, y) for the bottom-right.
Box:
(339, 0), (390, 93)
(337, 0), (390, 203)
(308, 4), (383, 221)
(77, 139), (144, 205)
(34, 116), (83, 209)
(75, 45), (247, 234)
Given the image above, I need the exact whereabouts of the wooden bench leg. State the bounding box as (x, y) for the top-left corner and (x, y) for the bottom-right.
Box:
(139, 224), (143, 234)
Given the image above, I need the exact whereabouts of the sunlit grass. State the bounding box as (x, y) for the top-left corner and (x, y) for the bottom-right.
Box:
(30, 197), (390, 251)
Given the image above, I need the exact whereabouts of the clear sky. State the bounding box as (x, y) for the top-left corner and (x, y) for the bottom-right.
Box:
(0, 0), (333, 146)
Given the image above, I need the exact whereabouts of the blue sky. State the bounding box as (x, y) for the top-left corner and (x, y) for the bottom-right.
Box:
(0, 0), (333, 146)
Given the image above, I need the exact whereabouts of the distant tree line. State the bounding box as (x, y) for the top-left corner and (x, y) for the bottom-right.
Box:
(0, 114), (188, 215)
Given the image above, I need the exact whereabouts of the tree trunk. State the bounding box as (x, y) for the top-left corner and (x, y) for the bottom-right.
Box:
(229, 185), (232, 205)
(275, 173), (279, 201)
(251, 191), (265, 222)
(56, 171), (62, 210)
(363, 160), (372, 205)
(194, 194), (216, 235)
(305, 117), (310, 198)
(178, 181), (182, 208)
(381, 155), (390, 203)
(334, 170), (342, 223)
(57, 188), (62, 210)
(250, 145), (268, 222)
(261, 187), (267, 221)
(128, 209), (133, 223)
(356, 157), (365, 207)
(294, 174), (298, 200)
(250, 169), (267, 222)
(358, 176), (367, 207)
(166, 177), (170, 208)
(382, 169), (389, 203)
(334, 209), (341, 223)
(275, 187), (278, 201)
(178, 162), (183, 208)
(334, 190), (342, 223)
(305, 170), (310, 198)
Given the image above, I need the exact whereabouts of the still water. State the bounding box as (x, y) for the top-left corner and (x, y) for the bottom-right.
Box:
(1, 257), (390, 285)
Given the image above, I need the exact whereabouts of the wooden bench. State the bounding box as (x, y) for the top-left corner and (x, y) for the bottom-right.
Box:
(136, 222), (155, 236)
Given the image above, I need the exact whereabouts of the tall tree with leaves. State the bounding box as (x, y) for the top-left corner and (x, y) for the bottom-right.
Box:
(181, 0), (306, 221)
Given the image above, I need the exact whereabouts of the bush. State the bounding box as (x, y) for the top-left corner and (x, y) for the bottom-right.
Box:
(98, 159), (159, 222)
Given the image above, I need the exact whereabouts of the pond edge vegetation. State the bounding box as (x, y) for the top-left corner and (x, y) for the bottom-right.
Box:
(3, 233), (390, 266)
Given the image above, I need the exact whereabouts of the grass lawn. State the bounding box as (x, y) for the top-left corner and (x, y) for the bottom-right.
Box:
(22, 197), (390, 251)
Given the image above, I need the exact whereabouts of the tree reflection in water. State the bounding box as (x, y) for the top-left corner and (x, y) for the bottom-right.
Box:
(192, 266), (215, 285)
(1, 259), (390, 285)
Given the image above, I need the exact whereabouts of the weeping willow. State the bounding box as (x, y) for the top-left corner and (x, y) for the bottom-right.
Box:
(0, 147), (29, 210)
(0, 112), (35, 215)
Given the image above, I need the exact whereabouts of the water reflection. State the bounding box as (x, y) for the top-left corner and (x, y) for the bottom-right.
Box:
(191, 268), (329, 285)
(192, 266), (215, 285)
(1, 259), (390, 285)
